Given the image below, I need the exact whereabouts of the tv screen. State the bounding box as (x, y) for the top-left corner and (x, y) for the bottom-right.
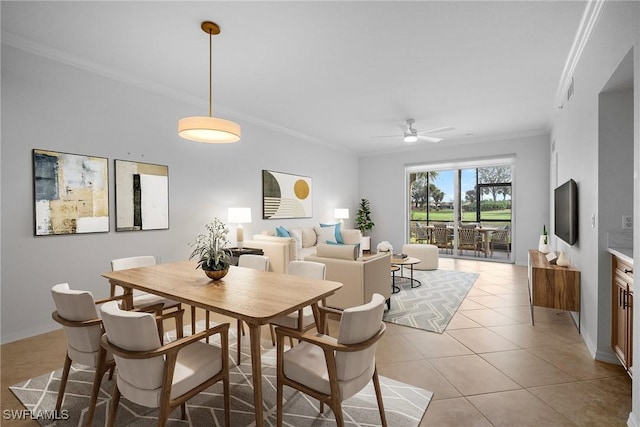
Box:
(554, 179), (578, 246)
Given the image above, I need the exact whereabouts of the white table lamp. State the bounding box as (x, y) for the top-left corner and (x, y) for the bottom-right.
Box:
(334, 208), (349, 226)
(228, 207), (252, 249)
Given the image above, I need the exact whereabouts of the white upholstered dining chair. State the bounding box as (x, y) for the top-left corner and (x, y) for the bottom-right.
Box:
(269, 260), (327, 346)
(99, 300), (230, 427)
(110, 256), (183, 342)
(51, 283), (118, 427)
(275, 293), (387, 427)
(234, 254), (271, 363)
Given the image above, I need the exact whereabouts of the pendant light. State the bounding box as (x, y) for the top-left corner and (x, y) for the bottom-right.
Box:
(178, 21), (241, 143)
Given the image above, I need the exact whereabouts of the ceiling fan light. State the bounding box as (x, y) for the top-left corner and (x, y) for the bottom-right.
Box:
(404, 134), (418, 143)
(178, 116), (241, 143)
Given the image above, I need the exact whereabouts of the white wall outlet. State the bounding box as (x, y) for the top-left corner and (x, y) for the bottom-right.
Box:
(622, 215), (633, 230)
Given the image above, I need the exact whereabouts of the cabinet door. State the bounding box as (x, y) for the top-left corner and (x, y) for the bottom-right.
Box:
(612, 275), (629, 367)
(627, 289), (633, 377)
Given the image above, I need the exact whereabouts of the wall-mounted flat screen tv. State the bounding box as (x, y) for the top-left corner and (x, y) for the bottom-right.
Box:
(554, 179), (578, 246)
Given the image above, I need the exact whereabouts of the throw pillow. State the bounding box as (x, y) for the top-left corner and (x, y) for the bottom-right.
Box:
(275, 226), (290, 237)
(320, 223), (344, 244)
(288, 227), (304, 252)
(301, 227), (317, 248)
(316, 243), (358, 260)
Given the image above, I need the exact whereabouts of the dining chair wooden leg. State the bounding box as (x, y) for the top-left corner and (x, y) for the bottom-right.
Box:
(270, 324), (276, 346)
(372, 367), (388, 427)
(86, 350), (109, 427)
(237, 319), (243, 364)
(107, 384), (121, 427)
(205, 311), (211, 343)
(55, 354), (72, 412)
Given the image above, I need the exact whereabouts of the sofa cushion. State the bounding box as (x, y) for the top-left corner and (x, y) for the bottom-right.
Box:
(341, 229), (362, 245)
(251, 234), (298, 260)
(301, 227), (317, 248)
(315, 223), (343, 244)
(316, 243), (358, 260)
(288, 227), (304, 253)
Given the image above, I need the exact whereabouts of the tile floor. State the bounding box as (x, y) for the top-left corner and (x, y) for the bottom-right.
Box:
(377, 257), (632, 426)
(0, 257), (632, 426)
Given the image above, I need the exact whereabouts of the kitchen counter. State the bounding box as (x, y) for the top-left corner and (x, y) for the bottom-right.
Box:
(608, 247), (633, 265)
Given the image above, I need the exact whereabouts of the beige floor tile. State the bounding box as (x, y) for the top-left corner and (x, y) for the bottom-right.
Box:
(429, 355), (521, 395)
(467, 389), (576, 426)
(458, 299), (488, 310)
(480, 349), (577, 387)
(446, 328), (520, 353)
(375, 333), (424, 364)
(527, 343), (627, 380)
(378, 359), (461, 400)
(445, 312), (482, 330)
(466, 288), (492, 297)
(472, 284), (514, 295)
(403, 330), (473, 358)
(420, 397), (492, 426)
(488, 324), (573, 348)
(529, 376), (632, 426)
(492, 305), (534, 323)
(467, 294), (526, 308)
(457, 308), (520, 326)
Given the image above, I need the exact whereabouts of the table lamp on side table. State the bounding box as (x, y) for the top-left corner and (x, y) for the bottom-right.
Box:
(228, 207), (252, 249)
(334, 208), (349, 227)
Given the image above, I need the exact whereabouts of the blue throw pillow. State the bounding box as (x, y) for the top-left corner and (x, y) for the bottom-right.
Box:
(275, 226), (290, 237)
(320, 222), (344, 244)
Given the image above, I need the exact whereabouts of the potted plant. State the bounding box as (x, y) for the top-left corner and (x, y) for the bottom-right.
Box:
(189, 217), (233, 280)
(538, 225), (551, 254)
(355, 198), (375, 252)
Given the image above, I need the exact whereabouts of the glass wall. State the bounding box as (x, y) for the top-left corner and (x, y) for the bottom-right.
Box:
(408, 163), (513, 262)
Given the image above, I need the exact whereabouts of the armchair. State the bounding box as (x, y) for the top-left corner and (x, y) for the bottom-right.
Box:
(51, 283), (119, 427)
(99, 301), (230, 427)
(275, 293), (387, 427)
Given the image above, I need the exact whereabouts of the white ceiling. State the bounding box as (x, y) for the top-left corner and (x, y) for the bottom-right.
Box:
(2, 1), (587, 154)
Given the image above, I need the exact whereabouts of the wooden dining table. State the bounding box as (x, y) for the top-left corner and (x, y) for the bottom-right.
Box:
(102, 260), (343, 427)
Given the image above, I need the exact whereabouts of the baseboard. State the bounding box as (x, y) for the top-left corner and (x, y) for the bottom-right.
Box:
(628, 412), (640, 427)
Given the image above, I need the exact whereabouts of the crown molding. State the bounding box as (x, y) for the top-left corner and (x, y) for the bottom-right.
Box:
(1, 31), (354, 154)
(552, 0), (606, 111)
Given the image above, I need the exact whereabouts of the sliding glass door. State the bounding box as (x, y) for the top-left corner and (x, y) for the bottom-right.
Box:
(408, 161), (513, 262)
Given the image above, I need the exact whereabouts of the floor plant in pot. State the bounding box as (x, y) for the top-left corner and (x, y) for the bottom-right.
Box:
(355, 198), (375, 252)
(189, 217), (232, 280)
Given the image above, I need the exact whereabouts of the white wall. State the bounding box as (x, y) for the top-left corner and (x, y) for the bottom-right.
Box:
(0, 46), (360, 343)
(358, 133), (550, 266)
(549, 2), (640, 424)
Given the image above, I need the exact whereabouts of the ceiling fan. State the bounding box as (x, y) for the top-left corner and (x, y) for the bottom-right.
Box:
(371, 119), (454, 143)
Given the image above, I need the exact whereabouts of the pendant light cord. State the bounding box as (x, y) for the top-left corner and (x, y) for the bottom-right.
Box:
(208, 28), (212, 118)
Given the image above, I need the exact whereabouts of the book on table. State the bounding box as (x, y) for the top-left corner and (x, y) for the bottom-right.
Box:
(392, 253), (408, 260)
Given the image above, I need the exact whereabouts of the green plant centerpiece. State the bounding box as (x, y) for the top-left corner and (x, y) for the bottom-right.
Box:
(189, 218), (232, 280)
(355, 198), (375, 252)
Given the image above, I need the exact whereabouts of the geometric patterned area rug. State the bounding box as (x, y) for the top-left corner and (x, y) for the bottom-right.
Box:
(384, 269), (478, 333)
(10, 324), (433, 426)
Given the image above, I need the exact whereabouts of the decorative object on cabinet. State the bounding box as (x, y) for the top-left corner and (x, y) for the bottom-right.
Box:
(115, 160), (168, 231)
(538, 225), (551, 253)
(33, 149), (109, 236)
(189, 217), (232, 279)
(612, 254), (633, 378)
(556, 250), (570, 267)
(262, 170), (312, 219)
(178, 21), (240, 144)
(528, 249), (580, 332)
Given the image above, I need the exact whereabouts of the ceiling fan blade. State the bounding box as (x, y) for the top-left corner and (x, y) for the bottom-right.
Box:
(369, 134), (403, 139)
(417, 135), (443, 143)
(417, 125), (455, 135)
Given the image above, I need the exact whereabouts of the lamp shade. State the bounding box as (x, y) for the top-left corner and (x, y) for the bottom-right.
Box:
(228, 207), (252, 224)
(334, 208), (349, 219)
(178, 116), (241, 143)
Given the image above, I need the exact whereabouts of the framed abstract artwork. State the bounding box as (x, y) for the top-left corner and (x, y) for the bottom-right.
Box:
(115, 160), (169, 231)
(33, 149), (109, 236)
(262, 170), (312, 219)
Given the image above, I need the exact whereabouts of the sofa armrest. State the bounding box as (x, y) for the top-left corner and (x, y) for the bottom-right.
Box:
(243, 239), (290, 274)
(305, 252), (391, 309)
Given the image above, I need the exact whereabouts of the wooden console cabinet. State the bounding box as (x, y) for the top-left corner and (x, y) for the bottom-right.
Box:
(612, 253), (633, 377)
(528, 250), (581, 332)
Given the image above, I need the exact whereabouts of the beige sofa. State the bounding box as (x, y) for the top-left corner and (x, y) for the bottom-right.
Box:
(244, 226), (362, 274)
(306, 245), (392, 310)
